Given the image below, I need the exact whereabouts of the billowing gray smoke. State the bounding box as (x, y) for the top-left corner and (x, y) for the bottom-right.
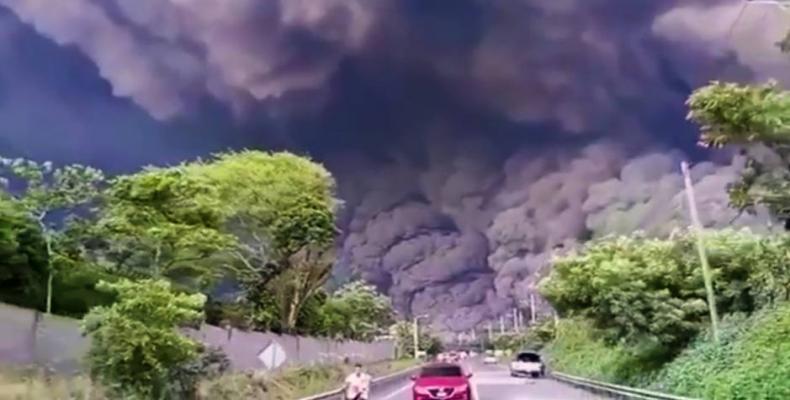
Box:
(2, 0), (786, 331)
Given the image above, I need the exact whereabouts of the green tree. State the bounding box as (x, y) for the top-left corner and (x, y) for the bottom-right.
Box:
(391, 321), (413, 357)
(540, 229), (789, 351)
(268, 246), (334, 332)
(0, 196), (48, 307)
(82, 279), (206, 399)
(321, 281), (394, 341)
(184, 151), (337, 289)
(0, 157), (104, 313)
(687, 81), (790, 227)
(90, 167), (236, 288)
(490, 319), (556, 353)
(390, 320), (442, 358)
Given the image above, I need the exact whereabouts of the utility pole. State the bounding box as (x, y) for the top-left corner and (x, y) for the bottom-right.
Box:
(529, 293), (536, 323)
(413, 315), (428, 359)
(487, 322), (493, 340)
(513, 308), (519, 333)
(681, 161), (720, 344)
(413, 316), (420, 359)
(499, 315), (505, 335)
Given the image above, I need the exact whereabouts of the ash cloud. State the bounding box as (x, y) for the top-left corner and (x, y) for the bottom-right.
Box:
(653, 0), (790, 83)
(0, 0), (375, 119)
(0, 0), (786, 331)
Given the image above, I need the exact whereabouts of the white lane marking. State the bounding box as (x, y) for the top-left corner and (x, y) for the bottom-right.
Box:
(378, 382), (412, 400)
(471, 379), (480, 400)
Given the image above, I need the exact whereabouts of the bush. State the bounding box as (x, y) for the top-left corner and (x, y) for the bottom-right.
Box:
(81, 279), (206, 399)
(167, 346), (231, 399)
(492, 318), (557, 352)
(199, 364), (346, 400)
(50, 262), (117, 317)
(652, 303), (790, 399)
(197, 373), (266, 400)
(541, 229), (790, 352)
(0, 197), (48, 309)
(545, 319), (666, 386)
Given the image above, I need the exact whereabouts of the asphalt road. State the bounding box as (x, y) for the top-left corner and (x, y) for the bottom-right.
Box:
(371, 359), (604, 400)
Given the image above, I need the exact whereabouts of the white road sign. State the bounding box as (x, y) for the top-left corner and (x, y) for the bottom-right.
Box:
(258, 341), (287, 369)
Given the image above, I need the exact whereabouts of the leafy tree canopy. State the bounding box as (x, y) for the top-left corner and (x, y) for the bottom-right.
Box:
(540, 229), (790, 350)
(391, 320), (443, 358)
(82, 279), (206, 399)
(687, 81), (790, 224)
(0, 196), (48, 307)
(0, 157), (104, 219)
(320, 280), (394, 341)
(0, 157), (105, 313)
(184, 150), (337, 264)
(92, 166), (236, 286)
(87, 150), (337, 287)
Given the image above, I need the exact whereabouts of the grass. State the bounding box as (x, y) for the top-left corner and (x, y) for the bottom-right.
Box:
(651, 303), (790, 400)
(0, 358), (419, 400)
(544, 318), (665, 386)
(0, 367), (103, 400)
(545, 304), (790, 400)
(200, 357), (419, 400)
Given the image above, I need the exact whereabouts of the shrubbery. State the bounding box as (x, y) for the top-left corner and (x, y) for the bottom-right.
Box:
(544, 319), (663, 386)
(541, 229), (789, 353)
(540, 229), (790, 398)
(491, 317), (556, 352)
(652, 304), (790, 399)
(82, 279), (207, 399)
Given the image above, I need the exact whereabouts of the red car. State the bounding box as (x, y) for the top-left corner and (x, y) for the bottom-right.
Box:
(411, 363), (474, 400)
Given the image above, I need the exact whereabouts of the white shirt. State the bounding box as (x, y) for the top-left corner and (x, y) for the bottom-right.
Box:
(344, 372), (371, 399)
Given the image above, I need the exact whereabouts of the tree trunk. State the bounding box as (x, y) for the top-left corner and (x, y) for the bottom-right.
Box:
(153, 243), (162, 277)
(287, 291), (301, 329)
(39, 218), (54, 315)
(46, 272), (53, 315)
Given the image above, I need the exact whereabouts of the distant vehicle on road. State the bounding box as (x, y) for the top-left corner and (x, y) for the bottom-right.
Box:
(509, 351), (545, 378)
(482, 354), (497, 364)
(436, 352), (460, 364)
(411, 363), (474, 400)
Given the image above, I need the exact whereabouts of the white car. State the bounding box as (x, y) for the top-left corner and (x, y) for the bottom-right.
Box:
(509, 351), (545, 378)
(483, 355), (498, 364)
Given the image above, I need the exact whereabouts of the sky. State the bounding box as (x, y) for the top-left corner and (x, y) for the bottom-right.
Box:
(0, 0), (787, 331)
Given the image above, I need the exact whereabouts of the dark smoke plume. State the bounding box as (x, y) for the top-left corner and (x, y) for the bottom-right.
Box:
(0, 0), (786, 330)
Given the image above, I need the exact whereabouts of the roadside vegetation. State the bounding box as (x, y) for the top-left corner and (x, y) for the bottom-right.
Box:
(0, 358), (419, 400)
(516, 50), (790, 399)
(488, 227), (790, 399)
(0, 150), (402, 399)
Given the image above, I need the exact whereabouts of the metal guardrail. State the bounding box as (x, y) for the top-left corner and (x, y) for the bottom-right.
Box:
(551, 371), (700, 400)
(299, 365), (420, 400)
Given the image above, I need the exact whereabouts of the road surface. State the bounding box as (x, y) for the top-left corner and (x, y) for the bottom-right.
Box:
(371, 359), (604, 400)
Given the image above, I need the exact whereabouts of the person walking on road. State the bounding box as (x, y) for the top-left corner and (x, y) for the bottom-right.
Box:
(344, 363), (371, 400)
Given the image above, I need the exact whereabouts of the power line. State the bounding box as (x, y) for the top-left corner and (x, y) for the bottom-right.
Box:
(746, 0), (790, 7)
(727, 1), (750, 40)
(727, 0), (789, 43)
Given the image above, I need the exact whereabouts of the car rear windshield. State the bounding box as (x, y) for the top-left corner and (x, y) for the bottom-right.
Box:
(516, 353), (541, 362)
(420, 365), (464, 377)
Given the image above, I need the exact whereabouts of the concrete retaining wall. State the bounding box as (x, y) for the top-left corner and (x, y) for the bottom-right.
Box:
(0, 303), (394, 374)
